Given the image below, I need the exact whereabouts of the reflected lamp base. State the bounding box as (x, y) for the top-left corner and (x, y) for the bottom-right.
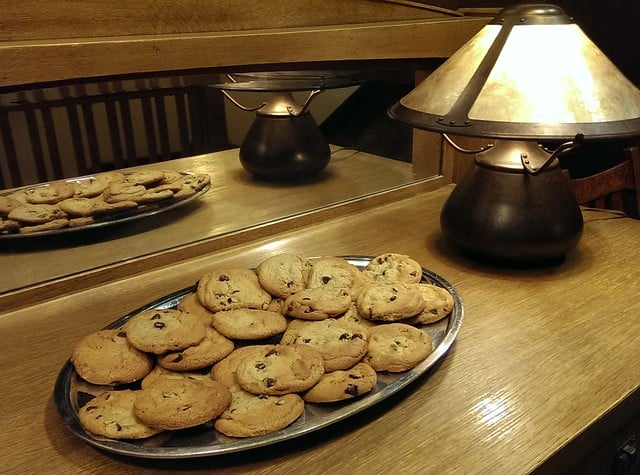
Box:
(239, 113), (331, 181)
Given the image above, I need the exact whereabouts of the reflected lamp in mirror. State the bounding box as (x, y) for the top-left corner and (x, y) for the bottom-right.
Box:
(212, 71), (367, 181)
(389, 3), (640, 264)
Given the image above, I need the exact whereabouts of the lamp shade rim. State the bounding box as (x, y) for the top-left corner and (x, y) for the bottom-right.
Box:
(388, 102), (640, 141)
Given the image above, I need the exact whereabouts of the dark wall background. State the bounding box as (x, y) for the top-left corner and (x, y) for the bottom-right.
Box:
(559, 0), (640, 87)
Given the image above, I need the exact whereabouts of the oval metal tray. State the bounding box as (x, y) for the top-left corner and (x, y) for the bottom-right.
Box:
(53, 256), (463, 459)
(0, 172), (209, 240)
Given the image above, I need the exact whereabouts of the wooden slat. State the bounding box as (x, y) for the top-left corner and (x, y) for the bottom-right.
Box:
(564, 145), (640, 219)
(80, 102), (102, 173)
(140, 96), (159, 163)
(117, 97), (138, 166)
(0, 110), (21, 187)
(154, 95), (171, 161)
(174, 91), (191, 155)
(625, 145), (640, 215)
(23, 108), (48, 182)
(567, 161), (635, 204)
(104, 98), (125, 169)
(39, 106), (64, 179)
(65, 103), (90, 176)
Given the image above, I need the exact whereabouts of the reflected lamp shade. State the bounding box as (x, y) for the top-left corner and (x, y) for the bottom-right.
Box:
(389, 3), (640, 264)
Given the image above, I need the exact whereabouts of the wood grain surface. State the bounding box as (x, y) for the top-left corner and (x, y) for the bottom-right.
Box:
(0, 147), (432, 306)
(2, 184), (639, 474)
(0, 1), (491, 87)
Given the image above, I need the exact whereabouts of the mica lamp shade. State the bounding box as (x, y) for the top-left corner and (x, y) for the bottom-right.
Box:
(389, 4), (640, 264)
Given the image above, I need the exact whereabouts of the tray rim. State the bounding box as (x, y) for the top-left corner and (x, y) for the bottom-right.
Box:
(53, 255), (464, 459)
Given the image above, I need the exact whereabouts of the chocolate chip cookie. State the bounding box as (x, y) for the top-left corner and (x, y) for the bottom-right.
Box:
(281, 318), (369, 372)
(303, 362), (378, 403)
(235, 344), (325, 396)
(215, 387), (304, 438)
(256, 252), (312, 298)
(364, 323), (433, 372)
(78, 389), (163, 439)
(124, 308), (207, 354)
(284, 286), (352, 321)
(134, 378), (232, 430)
(71, 329), (154, 385)
(197, 268), (272, 312)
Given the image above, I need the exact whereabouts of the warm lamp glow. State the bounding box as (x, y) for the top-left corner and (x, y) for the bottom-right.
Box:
(389, 4), (640, 264)
(391, 5), (640, 140)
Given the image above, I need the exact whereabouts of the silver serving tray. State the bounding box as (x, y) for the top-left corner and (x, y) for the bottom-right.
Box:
(0, 172), (210, 239)
(53, 256), (463, 459)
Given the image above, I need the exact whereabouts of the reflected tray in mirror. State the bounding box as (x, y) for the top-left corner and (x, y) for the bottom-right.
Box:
(0, 171), (210, 239)
(54, 256), (463, 459)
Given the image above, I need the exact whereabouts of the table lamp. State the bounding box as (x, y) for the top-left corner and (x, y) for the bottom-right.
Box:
(212, 71), (366, 181)
(389, 4), (640, 264)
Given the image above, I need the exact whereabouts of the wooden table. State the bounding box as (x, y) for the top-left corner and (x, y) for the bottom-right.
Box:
(2, 157), (640, 474)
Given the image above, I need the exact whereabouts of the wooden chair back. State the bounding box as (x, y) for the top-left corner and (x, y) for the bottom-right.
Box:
(0, 76), (228, 189)
(563, 145), (640, 218)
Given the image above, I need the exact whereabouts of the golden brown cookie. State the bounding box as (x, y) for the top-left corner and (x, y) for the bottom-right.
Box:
(210, 344), (276, 389)
(68, 216), (96, 228)
(266, 297), (286, 315)
(235, 344), (325, 396)
(411, 283), (455, 324)
(280, 318), (369, 372)
(362, 253), (423, 284)
(6, 190), (28, 205)
(336, 303), (377, 328)
(356, 283), (426, 321)
(151, 170), (184, 192)
(25, 181), (75, 204)
(124, 169), (165, 186)
(283, 286), (352, 321)
(215, 387), (304, 438)
(140, 365), (212, 390)
(177, 292), (216, 325)
(364, 323), (433, 372)
(124, 308), (207, 354)
(307, 257), (368, 299)
(0, 195), (23, 216)
(18, 218), (69, 234)
(58, 197), (138, 217)
(211, 308), (287, 341)
(156, 326), (235, 371)
(134, 188), (175, 204)
(102, 182), (147, 203)
(133, 378), (231, 430)
(173, 173), (211, 199)
(71, 329), (154, 385)
(303, 363), (378, 403)
(78, 390), (163, 439)
(256, 252), (312, 298)
(71, 177), (110, 198)
(197, 268), (272, 313)
(8, 203), (66, 224)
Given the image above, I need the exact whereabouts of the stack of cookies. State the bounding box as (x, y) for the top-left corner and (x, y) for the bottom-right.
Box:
(69, 252), (454, 441)
(0, 169), (210, 235)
